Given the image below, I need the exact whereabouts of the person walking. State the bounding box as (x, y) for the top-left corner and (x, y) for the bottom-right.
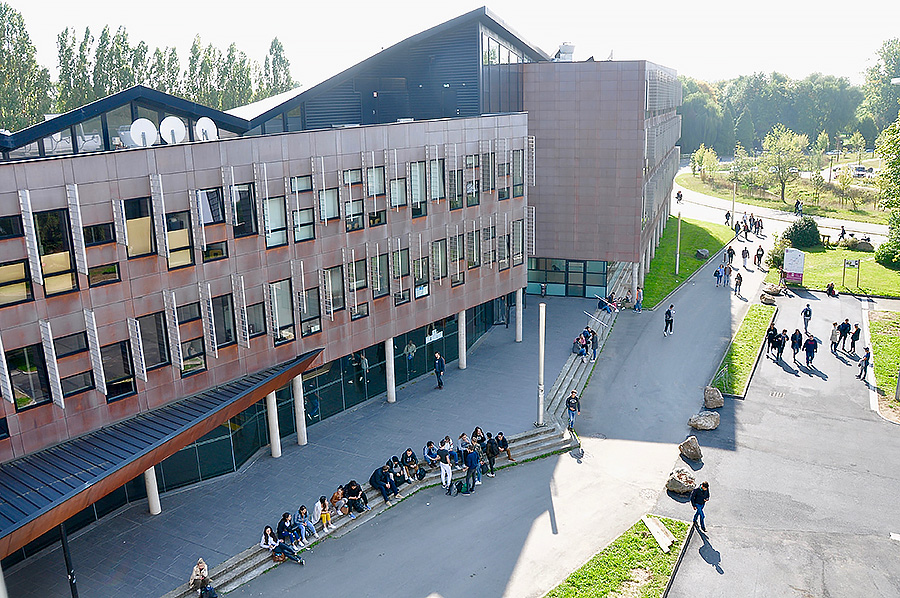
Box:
(690, 481), (710, 532)
(634, 286), (643, 313)
(765, 323), (778, 357)
(565, 390), (581, 430)
(838, 319), (851, 351)
(755, 245), (765, 268)
(725, 210), (731, 226)
(433, 352), (445, 389)
(829, 322), (840, 353)
(726, 246), (735, 265)
(776, 329), (788, 361)
(734, 222), (741, 239)
(723, 263), (732, 288)
(714, 264), (723, 287)
(801, 304), (812, 332)
(857, 347), (871, 382)
(790, 329), (803, 361)
(734, 272), (743, 297)
(850, 324), (861, 354)
(664, 304), (675, 337)
(803, 334), (818, 367)
(741, 246), (750, 268)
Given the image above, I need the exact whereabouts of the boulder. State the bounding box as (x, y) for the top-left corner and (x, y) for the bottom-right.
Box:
(857, 241), (874, 252)
(704, 386), (724, 409)
(688, 410), (721, 430)
(679, 436), (703, 461)
(759, 293), (776, 305)
(695, 248), (710, 259)
(762, 283), (782, 296)
(666, 467), (697, 494)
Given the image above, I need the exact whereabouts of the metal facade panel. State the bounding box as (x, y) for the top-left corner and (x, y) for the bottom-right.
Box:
(199, 282), (218, 359)
(232, 274), (250, 348)
(163, 290), (183, 371)
(65, 184), (89, 275)
(17, 190), (43, 286)
(127, 317), (147, 382)
(39, 320), (65, 408)
(150, 174), (169, 259)
(0, 331), (13, 404)
(83, 309), (107, 396)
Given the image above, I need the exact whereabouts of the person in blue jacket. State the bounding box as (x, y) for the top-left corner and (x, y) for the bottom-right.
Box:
(463, 445), (480, 494)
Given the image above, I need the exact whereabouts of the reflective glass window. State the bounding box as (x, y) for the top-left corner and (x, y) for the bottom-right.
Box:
(124, 198), (155, 257)
(35, 209), (78, 294)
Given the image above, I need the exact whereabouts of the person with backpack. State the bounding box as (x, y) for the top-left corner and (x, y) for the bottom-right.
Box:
(755, 245), (765, 267)
(189, 558), (209, 593)
(462, 445), (480, 494)
(664, 304), (675, 337)
(199, 576), (219, 598)
(565, 390), (581, 430)
(484, 432), (500, 477)
(343, 480), (371, 519)
(801, 304), (812, 332)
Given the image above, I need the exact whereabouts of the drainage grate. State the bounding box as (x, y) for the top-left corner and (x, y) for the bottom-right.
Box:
(770, 391), (785, 398)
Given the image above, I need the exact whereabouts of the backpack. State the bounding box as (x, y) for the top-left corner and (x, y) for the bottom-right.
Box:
(200, 585), (218, 598)
(416, 466), (427, 481)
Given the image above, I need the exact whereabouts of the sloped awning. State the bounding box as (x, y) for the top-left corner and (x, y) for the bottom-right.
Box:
(0, 349), (321, 558)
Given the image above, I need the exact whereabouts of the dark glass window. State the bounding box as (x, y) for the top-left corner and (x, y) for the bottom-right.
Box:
(61, 371), (94, 397)
(413, 257), (430, 299)
(0, 260), (33, 307)
(370, 253), (389, 299)
(181, 338), (206, 375)
(35, 209), (78, 294)
(198, 188), (225, 224)
(300, 286), (321, 337)
(88, 263), (120, 286)
(212, 294), (236, 348)
(5, 344), (51, 411)
(325, 265), (345, 311)
(83, 223), (115, 246)
(247, 302), (266, 337)
(177, 301), (201, 323)
(202, 241), (228, 262)
(467, 230), (481, 269)
(124, 198), (155, 257)
(265, 197), (288, 247)
(0, 417), (8, 440)
(513, 149), (524, 197)
(54, 332), (88, 357)
(448, 170), (464, 210)
(270, 279), (295, 343)
(101, 341), (135, 401)
(345, 199), (364, 232)
(429, 159), (445, 200)
(138, 312), (169, 369)
(232, 183), (258, 237)
(0, 215), (24, 240)
(166, 211), (193, 268)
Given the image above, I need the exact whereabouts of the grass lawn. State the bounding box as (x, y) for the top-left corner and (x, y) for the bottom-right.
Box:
(869, 311), (900, 423)
(763, 246), (900, 298)
(675, 173), (887, 226)
(643, 216), (735, 309)
(712, 304), (777, 396)
(544, 517), (689, 598)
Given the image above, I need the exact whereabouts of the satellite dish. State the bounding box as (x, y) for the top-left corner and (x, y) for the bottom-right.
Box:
(129, 118), (158, 148)
(159, 116), (186, 144)
(195, 117), (219, 142)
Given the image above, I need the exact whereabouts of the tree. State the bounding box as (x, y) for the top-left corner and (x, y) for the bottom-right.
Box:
(149, 46), (180, 95)
(809, 129), (830, 173)
(219, 43), (254, 110)
(875, 116), (900, 210)
(56, 26), (94, 112)
(0, 3), (52, 131)
(874, 209), (900, 268)
(848, 131), (866, 164)
(762, 124), (808, 202)
(92, 25), (112, 98)
(734, 107), (756, 152)
(860, 38), (900, 131)
(810, 171), (826, 205)
(258, 37), (294, 98)
(783, 216), (821, 248)
(699, 145), (719, 182)
(857, 115), (878, 149)
(184, 35), (220, 108)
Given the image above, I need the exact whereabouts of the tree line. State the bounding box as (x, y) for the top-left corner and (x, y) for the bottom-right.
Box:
(679, 39), (900, 156)
(0, 2), (295, 132)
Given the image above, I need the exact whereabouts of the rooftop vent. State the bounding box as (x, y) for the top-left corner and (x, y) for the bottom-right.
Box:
(554, 43), (575, 62)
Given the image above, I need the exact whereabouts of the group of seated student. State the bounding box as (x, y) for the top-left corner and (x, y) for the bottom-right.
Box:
(259, 427), (517, 560)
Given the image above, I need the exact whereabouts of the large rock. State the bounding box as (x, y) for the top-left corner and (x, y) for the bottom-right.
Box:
(679, 436), (703, 461)
(688, 410), (721, 430)
(857, 241), (874, 252)
(695, 248), (710, 259)
(762, 283), (782, 296)
(666, 467), (697, 494)
(704, 386), (724, 409)
(760, 293), (776, 305)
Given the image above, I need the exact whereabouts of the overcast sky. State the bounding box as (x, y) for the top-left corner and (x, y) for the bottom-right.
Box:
(14, 0), (899, 90)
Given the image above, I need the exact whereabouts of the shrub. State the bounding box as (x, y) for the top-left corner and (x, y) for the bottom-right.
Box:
(765, 234), (791, 269)
(838, 236), (859, 250)
(875, 209), (900, 269)
(782, 216), (821, 248)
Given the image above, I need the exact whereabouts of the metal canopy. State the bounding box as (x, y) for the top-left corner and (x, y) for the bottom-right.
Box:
(0, 349), (321, 559)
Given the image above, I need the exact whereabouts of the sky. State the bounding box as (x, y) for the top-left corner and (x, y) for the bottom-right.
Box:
(12, 0), (900, 90)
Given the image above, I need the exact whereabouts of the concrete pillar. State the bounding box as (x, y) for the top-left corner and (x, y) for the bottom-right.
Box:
(0, 561), (8, 598)
(265, 391), (282, 458)
(292, 375), (307, 446)
(385, 338), (396, 403)
(515, 288), (523, 343)
(631, 262), (639, 300)
(458, 309), (467, 369)
(144, 466), (161, 515)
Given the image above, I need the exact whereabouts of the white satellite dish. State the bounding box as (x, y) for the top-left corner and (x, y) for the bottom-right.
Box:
(160, 116), (186, 144)
(129, 118), (158, 148)
(195, 117), (219, 142)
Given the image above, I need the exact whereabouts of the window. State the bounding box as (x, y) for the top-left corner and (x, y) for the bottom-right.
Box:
(232, 183), (258, 237)
(318, 188), (339, 220)
(202, 241), (228, 262)
(35, 209), (78, 294)
(324, 265), (345, 311)
(83, 222), (115, 246)
(370, 253), (389, 299)
(349, 258), (367, 292)
(498, 233), (510, 270)
(482, 152), (495, 191)
(413, 257), (429, 299)
(55, 332), (88, 357)
(367, 166), (385, 195)
(293, 208), (315, 242)
(0, 418), (7, 440)
(198, 188), (225, 224)
(166, 211), (193, 268)
(212, 294), (236, 348)
(88, 263), (120, 286)
(350, 301), (369, 320)
(345, 198), (364, 232)
(101, 341), (135, 401)
(137, 312), (169, 369)
(410, 161), (426, 206)
(290, 175), (313, 193)
(393, 288), (410, 306)
(0, 260), (33, 307)
(391, 248), (409, 278)
(265, 196), (288, 247)
(512, 219), (525, 266)
(124, 198), (155, 258)
(449, 233), (466, 286)
(483, 226), (497, 265)
(467, 229), (481, 269)
(389, 178), (407, 207)
(466, 179), (480, 207)
(0, 215), (24, 240)
(465, 154), (480, 167)
(513, 149), (524, 197)
(430, 159), (445, 200)
(368, 206), (386, 227)
(342, 169), (362, 185)
(270, 279), (295, 344)
(432, 239), (448, 280)
(5, 344), (51, 411)
(62, 371), (94, 397)
(181, 337), (206, 375)
(177, 301), (201, 324)
(299, 286), (321, 337)
(448, 170), (464, 210)
(247, 302), (266, 337)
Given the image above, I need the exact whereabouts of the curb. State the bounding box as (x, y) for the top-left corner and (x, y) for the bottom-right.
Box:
(862, 310), (900, 427)
(646, 231), (737, 312)
(709, 305), (779, 399)
(662, 519), (695, 598)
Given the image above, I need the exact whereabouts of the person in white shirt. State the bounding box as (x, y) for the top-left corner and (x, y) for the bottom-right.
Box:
(260, 526), (304, 564)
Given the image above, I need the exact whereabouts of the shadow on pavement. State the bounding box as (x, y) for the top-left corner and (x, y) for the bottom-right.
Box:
(697, 530), (724, 574)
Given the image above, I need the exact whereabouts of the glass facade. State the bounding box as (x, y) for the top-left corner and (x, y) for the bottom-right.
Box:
(527, 257), (608, 298)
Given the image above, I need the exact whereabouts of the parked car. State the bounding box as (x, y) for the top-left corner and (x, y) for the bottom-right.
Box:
(852, 166), (868, 178)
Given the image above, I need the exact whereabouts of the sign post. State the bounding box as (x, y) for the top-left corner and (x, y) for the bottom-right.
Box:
(842, 259), (860, 288)
(783, 248), (805, 285)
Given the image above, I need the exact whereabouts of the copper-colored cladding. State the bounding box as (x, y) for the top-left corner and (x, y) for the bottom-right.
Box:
(0, 349), (321, 559)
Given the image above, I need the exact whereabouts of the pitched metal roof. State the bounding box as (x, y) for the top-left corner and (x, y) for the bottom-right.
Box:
(0, 349), (321, 559)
